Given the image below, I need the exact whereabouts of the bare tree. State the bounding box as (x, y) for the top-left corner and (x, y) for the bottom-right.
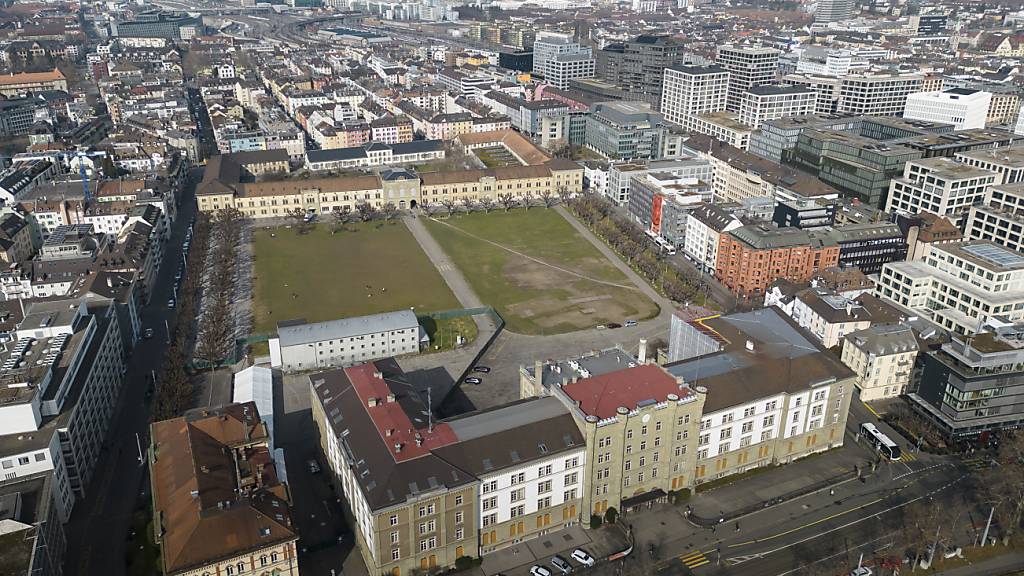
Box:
(539, 189), (557, 208)
(284, 207), (312, 234)
(479, 197), (495, 213)
(461, 197), (476, 214)
(522, 191), (535, 210)
(381, 202), (398, 222)
(422, 203), (441, 217)
(356, 201), (378, 222)
(331, 207), (351, 234)
(497, 192), (517, 212)
(440, 198), (458, 217)
(557, 185), (573, 205)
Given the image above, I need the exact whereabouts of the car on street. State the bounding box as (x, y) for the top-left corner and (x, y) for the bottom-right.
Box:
(551, 556), (572, 574)
(143, 328), (154, 339)
(307, 459), (321, 474)
(571, 549), (595, 567)
(605, 322), (622, 329)
(848, 568), (872, 576)
(530, 566), (552, 576)
(464, 377), (482, 385)
(624, 320), (638, 327)
(167, 299), (175, 309)
(473, 366), (491, 373)
(595, 324), (606, 330)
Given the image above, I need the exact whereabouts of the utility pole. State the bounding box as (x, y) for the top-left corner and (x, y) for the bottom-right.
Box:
(164, 319), (171, 344)
(927, 521), (942, 566)
(981, 506), (995, 547)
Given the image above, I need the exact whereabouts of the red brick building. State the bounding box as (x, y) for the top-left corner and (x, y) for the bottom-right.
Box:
(716, 224), (840, 297)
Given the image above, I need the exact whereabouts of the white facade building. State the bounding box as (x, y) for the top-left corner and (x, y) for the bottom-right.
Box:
(886, 157), (1000, 226)
(965, 182), (1024, 254)
(841, 324), (919, 402)
(270, 310), (423, 371)
(903, 89), (992, 130)
(738, 85), (817, 129)
(683, 203), (743, 273)
(660, 65), (730, 126)
(876, 240), (1024, 334)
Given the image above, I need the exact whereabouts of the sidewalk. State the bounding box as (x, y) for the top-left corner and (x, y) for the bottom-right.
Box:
(476, 524), (629, 576)
(688, 441), (875, 524)
(937, 551), (1024, 576)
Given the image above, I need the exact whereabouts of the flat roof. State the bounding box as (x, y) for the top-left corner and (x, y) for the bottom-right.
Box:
(276, 310), (418, 347)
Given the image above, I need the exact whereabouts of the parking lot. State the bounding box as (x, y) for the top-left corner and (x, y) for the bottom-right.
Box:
(479, 524), (629, 576)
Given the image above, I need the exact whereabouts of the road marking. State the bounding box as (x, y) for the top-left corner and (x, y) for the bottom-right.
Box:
(726, 553), (763, 566)
(681, 550), (710, 569)
(728, 495), (888, 548)
(862, 401), (881, 418)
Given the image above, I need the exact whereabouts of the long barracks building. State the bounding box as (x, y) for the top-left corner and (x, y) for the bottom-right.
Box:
(196, 153), (585, 218)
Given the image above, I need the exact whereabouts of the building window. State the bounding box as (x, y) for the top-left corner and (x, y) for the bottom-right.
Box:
(392, 549), (401, 561)
(455, 494), (464, 506)
(390, 515), (398, 526)
(391, 531), (399, 544)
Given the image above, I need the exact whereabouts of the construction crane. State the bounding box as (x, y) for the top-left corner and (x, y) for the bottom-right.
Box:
(53, 150), (107, 204)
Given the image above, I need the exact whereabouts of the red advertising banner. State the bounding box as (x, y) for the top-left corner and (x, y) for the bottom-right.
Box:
(651, 194), (664, 235)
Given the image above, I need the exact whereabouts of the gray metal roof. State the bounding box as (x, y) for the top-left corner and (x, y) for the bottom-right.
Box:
(277, 310), (418, 347)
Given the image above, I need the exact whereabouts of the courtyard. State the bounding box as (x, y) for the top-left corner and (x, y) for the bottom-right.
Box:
(423, 210), (659, 335)
(251, 221), (463, 334)
(472, 145), (523, 168)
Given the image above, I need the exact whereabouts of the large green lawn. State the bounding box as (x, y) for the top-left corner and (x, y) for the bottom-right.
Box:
(424, 209), (659, 334)
(252, 222), (462, 334)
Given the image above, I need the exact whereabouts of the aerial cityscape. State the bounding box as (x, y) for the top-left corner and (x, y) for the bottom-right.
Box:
(0, 0), (1024, 575)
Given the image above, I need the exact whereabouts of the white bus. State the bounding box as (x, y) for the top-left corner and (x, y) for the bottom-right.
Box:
(861, 422), (902, 461)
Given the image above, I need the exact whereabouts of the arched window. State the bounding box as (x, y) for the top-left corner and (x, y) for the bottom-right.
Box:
(271, 552), (279, 563)
(260, 555), (268, 567)
(226, 567), (234, 576)
(237, 561), (245, 573)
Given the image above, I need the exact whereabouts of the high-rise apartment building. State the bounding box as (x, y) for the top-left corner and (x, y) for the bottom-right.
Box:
(837, 73), (924, 116)
(660, 65), (730, 126)
(738, 85), (816, 129)
(532, 32), (594, 89)
(815, 0), (854, 22)
(965, 182), (1024, 254)
(716, 45), (781, 112)
(598, 35), (685, 110)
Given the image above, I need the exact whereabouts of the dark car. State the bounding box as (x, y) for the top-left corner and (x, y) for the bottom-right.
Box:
(473, 366), (491, 373)
(606, 323), (622, 329)
(464, 377), (482, 385)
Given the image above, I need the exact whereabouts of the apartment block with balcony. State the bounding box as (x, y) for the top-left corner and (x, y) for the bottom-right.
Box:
(965, 182), (1024, 253)
(841, 324), (919, 402)
(876, 240), (1024, 334)
(909, 320), (1024, 438)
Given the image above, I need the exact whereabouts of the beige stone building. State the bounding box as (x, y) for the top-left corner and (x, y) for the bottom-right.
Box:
(520, 347), (705, 517)
(842, 324), (920, 402)
(196, 153), (584, 218)
(311, 359), (585, 576)
(0, 211), (35, 265)
(664, 308), (856, 485)
(149, 403), (300, 576)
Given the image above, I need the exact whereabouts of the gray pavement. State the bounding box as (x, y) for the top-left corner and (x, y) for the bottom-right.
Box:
(477, 524), (627, 576)
(404, 213), (486, 311)
(936, 552), (1024, 576)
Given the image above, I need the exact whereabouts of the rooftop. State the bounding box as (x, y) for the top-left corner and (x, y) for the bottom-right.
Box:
(276, 310), (419, 348)
(561, 363), (693, 420)
(665, 308), (855, 412)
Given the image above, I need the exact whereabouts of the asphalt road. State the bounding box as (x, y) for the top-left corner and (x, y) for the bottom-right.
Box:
(62, 167), (201, 576)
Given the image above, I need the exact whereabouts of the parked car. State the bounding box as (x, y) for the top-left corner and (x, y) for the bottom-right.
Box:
(595, 324), (606, 330)
(624, 320), (638, 327)
(605, 322), (622, 329)
(167, 299), (176, 309)
(848, 568), (872, 576)
(530, 566), (552, 576)
(143, 328), (154, 339)
(571, 549), (595, 567)
(473, 366), (491, 373)
(307, 459), (321, 474)
(464, 377), (482, 385)
(551, 556), (572, 574)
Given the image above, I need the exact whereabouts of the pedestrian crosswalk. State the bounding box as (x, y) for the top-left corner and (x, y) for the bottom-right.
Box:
(963, 457), (995, 471)
(902, 451), (918, 462)
(681, 550), (710, 569)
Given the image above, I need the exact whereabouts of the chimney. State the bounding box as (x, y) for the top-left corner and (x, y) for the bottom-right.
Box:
(638, 338), (648, 364)
(385, 428), (394, 437)
(373, 370), (383, 379)
(368, 397), (378, 407)
(386, 393), (396, 403)
(394, 443), (402, 453)
(534, 360), (542, 382)
(745, 340), (755, 352)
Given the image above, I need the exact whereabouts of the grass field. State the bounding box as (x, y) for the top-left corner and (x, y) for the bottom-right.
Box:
(423, 210), (659, 334)
(252, 222), (462, 334)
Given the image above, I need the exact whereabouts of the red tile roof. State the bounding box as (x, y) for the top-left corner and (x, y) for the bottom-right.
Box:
(561, 364), (691, 420)
(345, 363), (457, 462)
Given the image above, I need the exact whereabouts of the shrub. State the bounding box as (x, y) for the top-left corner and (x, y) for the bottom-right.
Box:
(604, 507), (618, 525)
(589, 514), (603, 529)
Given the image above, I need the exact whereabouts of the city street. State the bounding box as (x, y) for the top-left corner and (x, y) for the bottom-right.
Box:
(62, 167), (200, 576)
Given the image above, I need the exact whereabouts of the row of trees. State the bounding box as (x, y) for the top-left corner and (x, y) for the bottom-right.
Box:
(152, 213), (213, 422)
(424, 189), (565, 218)
(566, 192), (708, 305)
(194, 208), (245, 364)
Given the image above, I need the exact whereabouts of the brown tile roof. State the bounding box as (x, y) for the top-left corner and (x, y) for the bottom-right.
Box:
(151, 403), (296, 575)
(0, 68), (64, 86)
(238, 174), (382, 198)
